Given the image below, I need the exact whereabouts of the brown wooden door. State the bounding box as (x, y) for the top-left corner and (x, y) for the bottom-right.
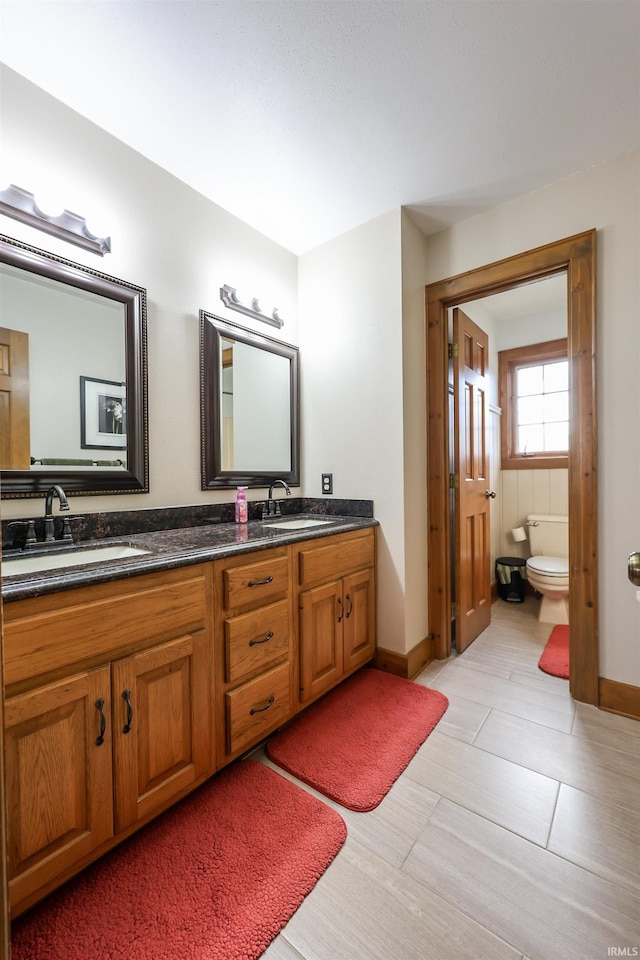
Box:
(453, 309), (491, 652)
(299, 580), (344, 702)
(112, 632), (210, 832)
(5, 667), (113, 912)
(0, 572), (10, 947)
(342, 568), (376, 672)
(0, 327), (30, 470)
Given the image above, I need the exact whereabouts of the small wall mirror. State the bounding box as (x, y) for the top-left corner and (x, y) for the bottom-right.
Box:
(200, 312), (300, 489)
(0, 233), (148, 497)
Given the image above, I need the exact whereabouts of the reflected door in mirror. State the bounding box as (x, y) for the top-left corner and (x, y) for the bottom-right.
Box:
(0, 327), (30, 469)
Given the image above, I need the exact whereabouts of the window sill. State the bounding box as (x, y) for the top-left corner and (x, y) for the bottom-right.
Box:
(501, 454), (569, 470)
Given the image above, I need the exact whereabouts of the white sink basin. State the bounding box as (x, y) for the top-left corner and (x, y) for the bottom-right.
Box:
(262, 517), (335, 530)
(2, 544), (150, 576)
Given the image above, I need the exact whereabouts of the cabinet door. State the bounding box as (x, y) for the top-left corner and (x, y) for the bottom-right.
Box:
(5, 667), (113, 911)
(112, 631), (210, 832)
(299, 580), (344, 703)
(342, 567), (376, 673)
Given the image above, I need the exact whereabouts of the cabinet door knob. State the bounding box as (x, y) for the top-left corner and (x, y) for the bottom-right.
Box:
(249, 631), (274, 647)
(337, 597), (344, 623)
(250, 696), (275, 715)
(121, 689), (133, 734)
(248, 576), (273, 587)
(95, 698), (106, 746)
(345, 593), (353, 618)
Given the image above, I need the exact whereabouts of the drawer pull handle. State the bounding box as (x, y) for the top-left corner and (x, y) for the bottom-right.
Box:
(345, 593), (353, 618)
(249, 631), (274, 647)
(250, 696), (275, 715)
(337, 597), (344, 623)
(248, 576), (273, 587)
(95, 698), (106, 746)
(122, 689), (133, 734)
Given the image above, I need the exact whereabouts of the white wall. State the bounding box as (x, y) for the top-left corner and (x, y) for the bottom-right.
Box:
(0, 66), (298, 519)
(424, 150), (640, 686)
(298, 210), (407, 653)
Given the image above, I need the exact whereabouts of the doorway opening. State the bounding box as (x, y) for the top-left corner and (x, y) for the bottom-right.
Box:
(425, 231), (597, 705)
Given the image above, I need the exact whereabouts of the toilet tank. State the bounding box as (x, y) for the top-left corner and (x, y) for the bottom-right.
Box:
(526, 514), (568, 557)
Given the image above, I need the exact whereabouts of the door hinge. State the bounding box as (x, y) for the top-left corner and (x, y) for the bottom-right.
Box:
(449, 472), (459, 489)
(448, 342), (458, 359)
(451, 601), (460, 618)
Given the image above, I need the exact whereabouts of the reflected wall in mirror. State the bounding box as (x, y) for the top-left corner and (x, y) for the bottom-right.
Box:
(200, 312), (299, 488)
(0, 233), (148, 497)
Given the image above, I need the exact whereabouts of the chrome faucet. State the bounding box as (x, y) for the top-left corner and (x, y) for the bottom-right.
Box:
(262, 479), (291, 519)
(43, 484), (70, 541)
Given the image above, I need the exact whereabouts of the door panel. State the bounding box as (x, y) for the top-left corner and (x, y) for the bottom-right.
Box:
(343, 568), (376, 672)
(5, 668), (113, 909)
(0, 327), (30, 469)
(299, 581), (343, 702)
(112, 632), (210, 832)
(454, 309), (491, 652)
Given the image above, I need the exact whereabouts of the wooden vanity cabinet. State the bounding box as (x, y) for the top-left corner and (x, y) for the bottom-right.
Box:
(2, 524), (376, 915)
(214, 546), (294, 766)
(3, 564), (212, 915)
(296, 527), (376, 704)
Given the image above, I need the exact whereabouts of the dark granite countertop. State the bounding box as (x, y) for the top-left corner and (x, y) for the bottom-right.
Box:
(1, 514), (378, 602)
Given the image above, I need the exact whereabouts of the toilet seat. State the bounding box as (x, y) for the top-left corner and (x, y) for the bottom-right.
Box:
(527, 556), (569, 578)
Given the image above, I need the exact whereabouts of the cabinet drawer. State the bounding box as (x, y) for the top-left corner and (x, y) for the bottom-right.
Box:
(298, 531), (375, 588)
(225, 599), (290, 684)
(225, 662), (290, 756)
(223, 555), (288, 610)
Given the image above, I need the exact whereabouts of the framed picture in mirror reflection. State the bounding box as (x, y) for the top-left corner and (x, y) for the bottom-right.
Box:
(80, 375), (127, 449)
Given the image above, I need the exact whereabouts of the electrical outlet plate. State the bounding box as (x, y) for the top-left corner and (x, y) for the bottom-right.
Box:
(321, 473), (333, 494)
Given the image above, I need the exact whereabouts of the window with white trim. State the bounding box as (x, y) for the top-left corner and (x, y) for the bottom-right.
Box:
(498, 338), (569, 469)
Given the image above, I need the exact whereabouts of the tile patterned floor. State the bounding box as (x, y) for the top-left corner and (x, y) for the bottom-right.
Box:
(257, 597), (640, 960)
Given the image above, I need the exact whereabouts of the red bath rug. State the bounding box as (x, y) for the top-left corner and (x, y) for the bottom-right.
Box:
(538, 624), (570, 679)
(266, 667), (449, 811)
(11, 759), (346, 960)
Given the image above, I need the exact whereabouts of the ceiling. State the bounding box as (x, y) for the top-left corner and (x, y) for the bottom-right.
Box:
(1, 1), (638, 255)
(463, 274), (567, 324)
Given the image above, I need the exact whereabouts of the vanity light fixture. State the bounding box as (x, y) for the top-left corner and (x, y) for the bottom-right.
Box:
(0, 184), (111, 256)
(220, 284), (284, 329)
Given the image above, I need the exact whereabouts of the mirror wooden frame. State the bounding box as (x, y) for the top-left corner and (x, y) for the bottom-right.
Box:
(0, 234), (148, 498)
(200, 312), (300, 489)
(426, 230), (597, 705)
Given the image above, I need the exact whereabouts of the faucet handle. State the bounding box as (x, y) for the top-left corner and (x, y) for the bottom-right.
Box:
(62, 517), (85, 542)
(8, 519), (38, 547)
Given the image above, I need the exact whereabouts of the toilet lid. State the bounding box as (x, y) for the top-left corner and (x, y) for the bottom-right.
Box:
(527, 556), (569, 577)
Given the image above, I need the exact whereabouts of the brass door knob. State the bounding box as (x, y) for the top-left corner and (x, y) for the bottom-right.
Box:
(485, 490), (497, 499)
(628, 552), (640, 587)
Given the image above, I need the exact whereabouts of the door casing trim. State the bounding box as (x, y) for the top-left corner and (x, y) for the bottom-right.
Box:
(425, 230), (598, 704)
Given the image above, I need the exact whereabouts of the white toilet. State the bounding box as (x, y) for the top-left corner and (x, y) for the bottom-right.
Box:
(525, 514), (569, 624)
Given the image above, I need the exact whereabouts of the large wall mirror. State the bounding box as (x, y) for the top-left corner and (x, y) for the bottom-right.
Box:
(200, 312), (299, 489)
(0, 233), (148, 497)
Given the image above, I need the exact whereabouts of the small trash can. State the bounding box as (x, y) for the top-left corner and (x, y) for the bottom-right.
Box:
(496, 556), (526, 603)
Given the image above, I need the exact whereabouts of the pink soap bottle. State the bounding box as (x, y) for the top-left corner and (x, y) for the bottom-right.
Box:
(235, 486), (248, 523)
